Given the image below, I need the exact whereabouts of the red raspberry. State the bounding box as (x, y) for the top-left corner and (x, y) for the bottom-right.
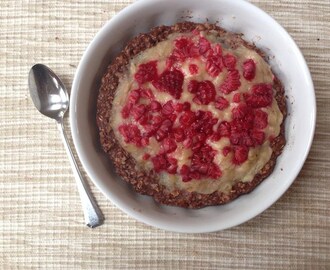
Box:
(142, 153), (150, 160)
(192, 80), (216, 105)
(140, 88), (154, 100)
(232, 104), (251, 119)
(121, 103), (132, 119)
(161, 100), (174, 115)
(217, 121), (231, 137)
(206, 55), (224, 77)
(173, 37), (199, 60)
(250, 130), (265, 145)
(254, 109), (268, 129)
(220, 69), (241, 94)
(131, 104), (146, 121)
(160, 138), (177, 154)
(134, 61), (158, 84)
(232, 93), (241, 103)
(179, 110), (195, 126)
(213, 44), (223, 56)
(150, 100), (161, 112)
(154, 69), (184, 99)
(167, 157), (178, 174)
(215, 97), (229, 110)
(189, 64), (199, 75)
(118, 124), (142, 146)
(244, 83), (273, 108)
(187, 80), (199, 93)
(173, 128), (185, 142)
(151, 154), (168, 172)
(243, 59), (256, 81)
(128, 89), (141, 104)
(233, 146), (249, 164)
(222, 146), (232, 157)
(223, 54), (237, 70)
(198, 37), (211, 55)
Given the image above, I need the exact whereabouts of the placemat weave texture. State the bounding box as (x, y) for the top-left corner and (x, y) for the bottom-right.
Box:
(0, 0), (329, 269)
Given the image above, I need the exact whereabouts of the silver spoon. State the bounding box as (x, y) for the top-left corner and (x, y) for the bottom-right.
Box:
(28, 63), (104, 228)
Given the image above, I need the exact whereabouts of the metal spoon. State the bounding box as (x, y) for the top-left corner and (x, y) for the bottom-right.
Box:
(28, 63), (104, 228)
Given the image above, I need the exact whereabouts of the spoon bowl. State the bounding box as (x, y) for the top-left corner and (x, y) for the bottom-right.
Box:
(29, 64), (69, 121)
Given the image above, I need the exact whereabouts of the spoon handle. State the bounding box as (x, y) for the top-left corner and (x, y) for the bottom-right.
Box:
(57, 120), (104, 228)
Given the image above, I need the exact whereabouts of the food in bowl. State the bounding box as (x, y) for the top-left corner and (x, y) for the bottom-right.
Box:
(96, 22), (286, 208)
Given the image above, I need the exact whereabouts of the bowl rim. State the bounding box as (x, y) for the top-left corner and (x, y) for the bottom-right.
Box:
(70, 0), (316, 233)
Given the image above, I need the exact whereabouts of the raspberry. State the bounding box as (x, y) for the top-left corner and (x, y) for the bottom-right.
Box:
(174, 128), (185, 142)
(213, 44), (223, 56)
(198, 37), (211, 55)
(118, 124), (142, 146)
(217, 121), (231, 137)
(187, 80), (199, 93)
(183, 138), (193, 148)
(151, 115), (163, 126)
(131, 104), (146, 121)
(180, 165), (191, 182)
(189, 64), (199, 75)
(141, 137), (149, 146)
(128, 89), (141, 104)
(121, 103), (132, 119)
(189, 146), (222, 180)
(175, 37), (190, 50)
(195, 163), (209, 174)
(232, 93), (241, 103)
(179, 110), (195, 126)
(192, 141), (203, 152)
(220, 69), (241, 94)
(243, 59), (256, 81)
(134, 61), (158, 84)
(160, 137), (177, 154)
(173, 37), (199, 60)
(232, 104), (251, 119)
(143, 153), (150, 160)
(233, 146), (249, 164)
(165, 55), (176, 69)
(206, 55), (223, 77)
(210, 133), (221, 142)
(154, 69), (184, 99)
(151, 154), (168, 172)
(155, 119), (173, 141)
(182, 102), (191, 111)
(215, 97), (229, 110)
(188, 171), (201, 180)
(254, 109), (268, 129)
(192, 80), (216, 105)
(162, 100), (174, 115)
(222, 146), (231, 157)
(208, 164), (222, 178)
(167, 157), (178, 174)
(138, 114), (151, 125)
(250, 130), (265, 145)
(223, 54), (237, 70)
(174, 103), (183, 112)
(140, 88), (154, 100)
(245, 83), (273, 108)
(155, 129), (167, 142)
(150, 100), (161, 112)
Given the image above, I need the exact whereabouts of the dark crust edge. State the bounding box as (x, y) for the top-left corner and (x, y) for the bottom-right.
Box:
(96, 22), (287, 209)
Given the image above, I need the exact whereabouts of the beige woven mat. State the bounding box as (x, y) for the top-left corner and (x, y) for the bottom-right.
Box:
(0, 0), (329, 269)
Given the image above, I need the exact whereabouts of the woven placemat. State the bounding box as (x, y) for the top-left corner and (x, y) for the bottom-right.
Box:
(0, 0), (329, 269)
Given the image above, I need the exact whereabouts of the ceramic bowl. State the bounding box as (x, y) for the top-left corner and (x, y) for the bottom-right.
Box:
(70, 0), (315, 233)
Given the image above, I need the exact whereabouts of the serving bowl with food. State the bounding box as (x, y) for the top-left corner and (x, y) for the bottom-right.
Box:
(70, 0), (315, 233)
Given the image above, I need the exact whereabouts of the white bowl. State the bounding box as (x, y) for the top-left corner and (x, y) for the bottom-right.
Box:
(70, 0), (315, 233)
